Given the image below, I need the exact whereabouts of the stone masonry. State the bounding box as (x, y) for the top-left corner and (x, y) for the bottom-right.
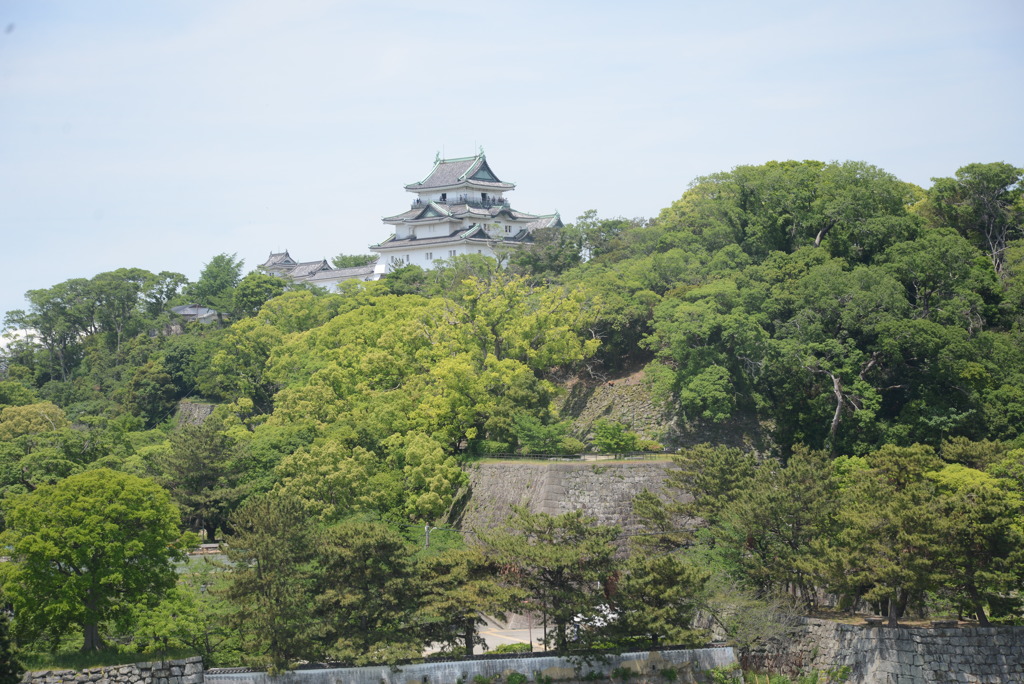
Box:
(22, 657), (204, 684)
(457, 460), (690, 538)
(743, 618), (1024, 683)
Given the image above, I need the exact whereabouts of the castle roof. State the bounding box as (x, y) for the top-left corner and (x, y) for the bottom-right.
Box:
(404, 154), (515, 192)
(288, 259), (333, 277)
(261, 251), (297, 268)
(371, 224), (534, 251)
(305, 262), (377, 282)
(524, 213), (563, 231)
(383, 201), (539, 225)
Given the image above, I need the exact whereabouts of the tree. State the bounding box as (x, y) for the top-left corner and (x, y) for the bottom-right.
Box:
(477, 507), (619, 651)
(591, 419), (642, 453)
(378, 264), (427, 296)
(91, 268), (159, 356)
(0, 604), (21, 684)
(930, 162), (1023, 276)
(7, 278), (96, 382)
(509, 222), (582, 277)
(512, 413), (581, 455)
(187, 253), (244, 315)
(313, 521), (423, 664)
(0, 401), (69, 441)
(881, 229), (992, 326)
(929, 464), (1024, 625)
(609, 554), (708, 648)
(831, 444), (945, 625)
(0, 469), (190, 651)
(710, 447), (839, 610)
(417, 548), (521, 657)
(223, 494), (317, 671)
(666, 443), (757, 526)
(231, 272), (286, 319)
(152, 421), (245, 541)
(331, 253), (377, 269)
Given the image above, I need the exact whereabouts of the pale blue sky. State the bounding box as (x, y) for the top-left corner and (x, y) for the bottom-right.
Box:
(1, 0), (1021, 319)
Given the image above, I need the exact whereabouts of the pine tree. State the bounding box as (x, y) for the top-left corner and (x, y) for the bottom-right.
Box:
(0, 610), (23, 684)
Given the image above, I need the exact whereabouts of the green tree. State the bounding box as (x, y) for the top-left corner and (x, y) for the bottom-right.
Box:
(930, 464), (1024, 625)
(930, 162), (1023, 276)
(0, 401), (69, 441)
(711, 447), (838, 610)
(417, 548), (520, 657)
(7, 278), (96, 382)
(378, 264), (427, 295)
(0, 604), (21, 684)
(0, 469), (190, 651)
(223, 494), (316, 671)
(314, 521), (423, 664)
(881, 229), (993, 326)
(91, 268), (160, 356)
(231, 272), (287, 319)
(331, 253), (377, 269)
(668, 443), (757, 526)
(609, 553), (708, 648)
(591, 419), (642, 454)
(152, 421), (245, 541)
(187, 253), (244, 315)
(512, 413), (580, 455)
(830, 444), (944, 625)
(509, 222), (582, 277)
(478, 507), (619, 651)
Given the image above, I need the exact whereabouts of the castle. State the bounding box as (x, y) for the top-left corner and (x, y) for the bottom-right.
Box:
(371, 152), (560, 270)
(261, 153), (559, 288)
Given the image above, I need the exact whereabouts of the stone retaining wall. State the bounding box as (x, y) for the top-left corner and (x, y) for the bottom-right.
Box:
(205, 647), (736, 684)
(23, 657), (204, 684)
(458, 461), (689, 538)
(176, 401), (215, 427)
(743, 618), (1024, 683)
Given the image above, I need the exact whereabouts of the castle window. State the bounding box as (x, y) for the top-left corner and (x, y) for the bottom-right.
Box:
(425, 252), (433, 260)
(505, 225), (512, 233)
(440, 193), (446, 202)
(449, 249), (456, 257)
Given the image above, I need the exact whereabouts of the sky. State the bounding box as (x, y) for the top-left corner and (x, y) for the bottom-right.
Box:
(1, 0), (1022, 319)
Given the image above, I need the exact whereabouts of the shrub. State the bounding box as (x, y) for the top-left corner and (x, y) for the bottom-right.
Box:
(591, 420), (641, 453)
(493, 642), (532, 654)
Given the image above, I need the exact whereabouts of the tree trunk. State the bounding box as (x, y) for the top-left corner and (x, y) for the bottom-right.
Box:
(556, 621), (568, 652)
(82, 590), (102, 651)
(967, 584), (989, 626)
(886, 595), (900, 627)
(82, 622), (102, 652)
(463, 618), (475, 658)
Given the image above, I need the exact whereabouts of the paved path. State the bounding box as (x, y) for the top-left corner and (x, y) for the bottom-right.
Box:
(476, 626), (546, 653)
(426, 625), (553, 656)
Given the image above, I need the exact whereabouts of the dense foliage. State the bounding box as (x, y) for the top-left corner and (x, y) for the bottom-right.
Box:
(1, 158), (1022, 666)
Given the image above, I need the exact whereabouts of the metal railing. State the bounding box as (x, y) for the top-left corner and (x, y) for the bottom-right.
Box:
(411, 196), (509, 209)
(475, 451), (670, 461)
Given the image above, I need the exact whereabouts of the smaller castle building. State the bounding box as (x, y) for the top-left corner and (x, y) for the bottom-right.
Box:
(259, 251), (379, 289)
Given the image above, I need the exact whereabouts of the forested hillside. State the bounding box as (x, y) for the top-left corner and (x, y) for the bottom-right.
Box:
(1, 160), (1022, 671)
